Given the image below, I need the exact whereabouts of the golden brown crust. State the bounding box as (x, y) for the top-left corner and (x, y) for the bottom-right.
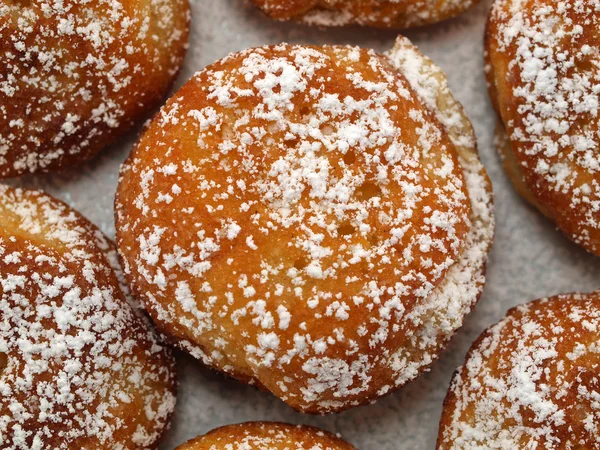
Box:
(0, 0), (190, 178)
(176, 422), (355, 449)
(486, 0), (600, 255)
(0, 184), (177, 449)
(115, 40), (493, 413)
(494, 122), (552, 218)
(252, 0), (481, 29)
(437, 292), (600, 449)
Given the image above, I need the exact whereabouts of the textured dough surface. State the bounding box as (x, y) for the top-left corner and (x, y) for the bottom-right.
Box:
(438, 291), (600, 449)
(486, 0), (600, 255)
(0, 185), (177, 449)
(0, 0), (190, 178)
(116, 39), (493, 413)
(175, 422), (355, 449)
(252, 0), (480, 28)
(494, 123), (552, 218)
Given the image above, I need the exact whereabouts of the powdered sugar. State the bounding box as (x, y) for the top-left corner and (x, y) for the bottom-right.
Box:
(0, 185), (176, 449)
(0, 0), (189, 178)
(487, 0), (600, 254)
(384, 36), (494, 389)
(115, 39), (493, 413)
(176, 422), (355, 449)
(438, 292), (600, 449)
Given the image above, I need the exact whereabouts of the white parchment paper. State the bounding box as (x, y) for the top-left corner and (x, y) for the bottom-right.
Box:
(9, 0), (600, 448)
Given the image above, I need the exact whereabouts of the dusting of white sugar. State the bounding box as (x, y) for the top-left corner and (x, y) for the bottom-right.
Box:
(487, 0), (600, 254)
(0, 0), (189, 177)
(176, 422), (355, 449)
(116, 39), (493, 413)
(439, 292), (600, 449)
(0, 185), (176, 449)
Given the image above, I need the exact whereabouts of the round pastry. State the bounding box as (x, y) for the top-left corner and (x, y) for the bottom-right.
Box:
(175, 422), (355, 449)
(0, 0), (190, 179)
(0, 185), (177, 449)
(251, 0), (481, 28)
(486, 0), (600, 255)
(437, 291), (600, 449)
(115, 37), (494, 413)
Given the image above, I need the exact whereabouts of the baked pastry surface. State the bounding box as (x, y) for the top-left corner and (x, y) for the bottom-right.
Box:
(0, 0), (190, 178)
(486, 0), (600, 255)
(252, 0), (480, 28)
(116, 38), (494, 413)
(175, 422), (355, 449)
(0, 185), (176, 449)
(438, 291), (600, 449)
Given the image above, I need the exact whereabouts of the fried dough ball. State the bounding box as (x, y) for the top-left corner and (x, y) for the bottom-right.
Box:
(486, 0), (600, 255)
(0, 185), (177, 449)
(438, 292), (600, 449)
(0, 0), (190, 179)
(251, 0), (481, 28)
(115, 37), (494, 413)
(175, 422), (355, 449)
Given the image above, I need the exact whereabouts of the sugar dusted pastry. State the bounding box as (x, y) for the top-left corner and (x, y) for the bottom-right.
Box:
(175, 422), (355, 449)
(0, 0), (190, 178)
(115, 37), (494, 413)
(0, 185), (177, 449)
(438, 292), (600, 449)
(251, 0), (481, 28)
(486, 0), (600, 255)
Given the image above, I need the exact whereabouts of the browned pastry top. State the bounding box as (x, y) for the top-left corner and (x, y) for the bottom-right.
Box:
(438, 292), (600, 449)
(176, 422), (355, 450)
(252, 0), (480, 28)
(486, 0), (600, 255)
(0, 185), (177, 449)
(116, 40), (493, 413)
(0, 0), (189, 178)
